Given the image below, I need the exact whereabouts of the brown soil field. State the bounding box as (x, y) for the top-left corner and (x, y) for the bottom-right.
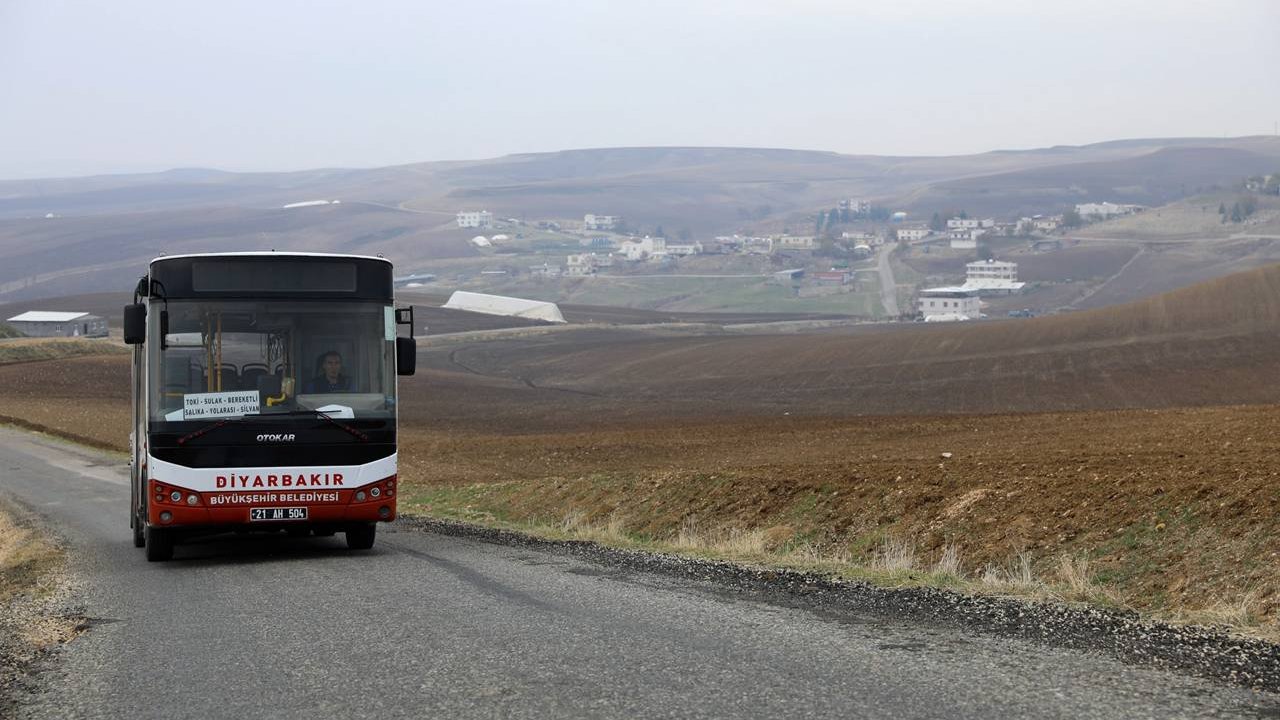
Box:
(4, 264), (1280, 629)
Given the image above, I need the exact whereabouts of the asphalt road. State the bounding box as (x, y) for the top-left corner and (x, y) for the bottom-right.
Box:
(2, 427), (1277, 719)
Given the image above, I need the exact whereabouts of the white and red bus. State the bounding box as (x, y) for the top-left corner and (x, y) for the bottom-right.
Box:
(122, 252), (415, 561)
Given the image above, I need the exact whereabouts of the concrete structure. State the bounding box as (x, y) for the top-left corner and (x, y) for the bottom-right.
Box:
(566, 252), (612, 276)
(949, 227), (985, 249)
(583, 214), (620, 231)
(1076, 202), (1143, 218)
(839, 199), (870, 216)
(618, 236), (667, 261)
(469, 235), (492, 248)
(963, 259), (1025, 294)
(896, 227), (929, 242)
(528, 263), (562, 278)
(6, 311), (107, 337)
(775, 235), (816, 250)
(1024, 215), (1061, 232)
(917, 288), (981, 321)
(664, 242), (703, 257)
(442, 291), (566, 323)
(456, 210), (494, 229)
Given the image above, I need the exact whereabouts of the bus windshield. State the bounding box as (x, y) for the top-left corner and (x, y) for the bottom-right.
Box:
(149, 299), (396, 423)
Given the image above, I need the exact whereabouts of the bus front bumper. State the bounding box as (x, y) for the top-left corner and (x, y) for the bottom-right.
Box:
(146, 476), (397, 528)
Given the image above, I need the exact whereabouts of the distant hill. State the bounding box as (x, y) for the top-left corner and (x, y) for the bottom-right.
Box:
(1, 136), (1278, 303)
(903, 146), (1280, 217)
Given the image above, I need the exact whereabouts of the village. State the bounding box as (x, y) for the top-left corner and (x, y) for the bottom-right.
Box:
(447, 198), (1148, 321)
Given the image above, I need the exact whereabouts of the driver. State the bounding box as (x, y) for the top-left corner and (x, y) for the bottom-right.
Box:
(303, 351), (352, 393)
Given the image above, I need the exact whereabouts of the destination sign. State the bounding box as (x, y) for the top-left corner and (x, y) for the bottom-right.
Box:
(182, 391), (261, 420)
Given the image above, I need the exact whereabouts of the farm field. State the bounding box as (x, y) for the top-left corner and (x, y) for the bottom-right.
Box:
(3, 262), (1280, 630)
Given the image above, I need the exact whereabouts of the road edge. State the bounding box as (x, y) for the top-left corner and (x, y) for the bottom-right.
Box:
(399, 515), (1280, 693)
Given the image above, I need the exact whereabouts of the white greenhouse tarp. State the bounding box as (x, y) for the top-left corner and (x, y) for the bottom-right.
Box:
(442, 291), (566, 323)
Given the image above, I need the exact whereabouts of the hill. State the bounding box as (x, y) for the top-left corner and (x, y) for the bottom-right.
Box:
(2, 137), (1278, 306)
(408, 261), (1280, 430)
(903, 145), (1280, 218)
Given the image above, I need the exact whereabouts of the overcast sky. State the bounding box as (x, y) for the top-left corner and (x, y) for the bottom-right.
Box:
(2, 0), (1278, 179)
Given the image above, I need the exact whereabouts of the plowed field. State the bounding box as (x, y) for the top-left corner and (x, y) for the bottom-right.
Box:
(4, 263), (1280, 627)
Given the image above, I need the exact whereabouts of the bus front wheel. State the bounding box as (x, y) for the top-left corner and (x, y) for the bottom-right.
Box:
(346, 523), (376, 550)
(144, 526), (174, 562)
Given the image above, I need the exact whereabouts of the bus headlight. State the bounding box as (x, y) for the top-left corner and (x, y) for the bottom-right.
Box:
(170, 490), (182, 502)
(187, 494), (199, 506)
(371, 487), (381, 498)
(355, 491), (367, 502)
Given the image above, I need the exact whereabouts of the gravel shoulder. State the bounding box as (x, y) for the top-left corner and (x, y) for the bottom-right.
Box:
(0, 496), (83, 716)
(402, 516), (1280, 694)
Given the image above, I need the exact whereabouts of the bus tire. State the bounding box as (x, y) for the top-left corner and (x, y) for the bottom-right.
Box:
(132, 518), (145, 548)
(144, 526), (174, 562)
(346, 523), (376, 550)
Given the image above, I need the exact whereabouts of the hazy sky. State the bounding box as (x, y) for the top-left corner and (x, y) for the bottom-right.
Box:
(2, 0), (1278, 179)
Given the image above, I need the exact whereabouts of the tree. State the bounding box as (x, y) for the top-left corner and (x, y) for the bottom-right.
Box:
(1061, 208), (1083, 228)
(653, 225), (666, 238)
(929, 212), (945, 232)
(976, 244), (995, 261)
(1218, 202), (1227, 216)
(958, 210), (969, 219)
(1230, 203), (1243, 223)
(677, 227), (692, 241)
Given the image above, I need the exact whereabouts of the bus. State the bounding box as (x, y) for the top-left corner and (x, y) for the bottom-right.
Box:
(122, 252), (416, 561)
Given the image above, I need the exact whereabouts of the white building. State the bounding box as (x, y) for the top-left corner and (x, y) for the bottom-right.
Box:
(949, 227), (985, 249)
(6, 311), (108, 337)
(947, 217), (995, 230)
(1076, 202), (1143, 218)
(528, 263), (562, 278)
(842, 230), (877, 242)
(896, 227), (929, 242)
(566, 252), (612, 276)
(583, 214), (620, 231)
(839, 199), (870, 215)
(775, 235), (817, 250)
(457, 210), (494, 229)
(618, 236), (667, 261)
(469, 235), (492, 248)
(963, 259), (1025, 294)
(442, 291), (566, 323)
(918, 288), (982, 321)
(1025, 214), (1061, 232)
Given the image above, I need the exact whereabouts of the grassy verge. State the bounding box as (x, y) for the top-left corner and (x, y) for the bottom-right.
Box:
(0, 338), (127, 365)
(399, 450), (1280, 642)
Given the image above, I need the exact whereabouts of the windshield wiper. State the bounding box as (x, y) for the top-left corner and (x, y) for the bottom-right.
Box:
(175, 410), (368, 445)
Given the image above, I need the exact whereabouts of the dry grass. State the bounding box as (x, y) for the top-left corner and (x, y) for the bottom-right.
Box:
(874, 537), (918, 574)
(0, 337), (126, 366)
(933, 544), (963, 579)
(0, 499), (62, 605)
(980, 552), (1040, 592)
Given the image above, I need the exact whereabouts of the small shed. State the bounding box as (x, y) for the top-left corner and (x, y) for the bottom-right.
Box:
(6, 311), (108, 338)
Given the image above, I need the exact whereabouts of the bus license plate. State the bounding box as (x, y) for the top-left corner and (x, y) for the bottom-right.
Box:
(250, 507), (308, 521)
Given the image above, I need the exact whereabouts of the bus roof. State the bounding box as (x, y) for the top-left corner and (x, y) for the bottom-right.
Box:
(149, 251), (392, 266)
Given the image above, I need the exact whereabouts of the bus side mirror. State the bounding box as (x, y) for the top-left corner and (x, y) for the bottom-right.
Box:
(123, 304), (146, 345)
(396, 337), (416, 376)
